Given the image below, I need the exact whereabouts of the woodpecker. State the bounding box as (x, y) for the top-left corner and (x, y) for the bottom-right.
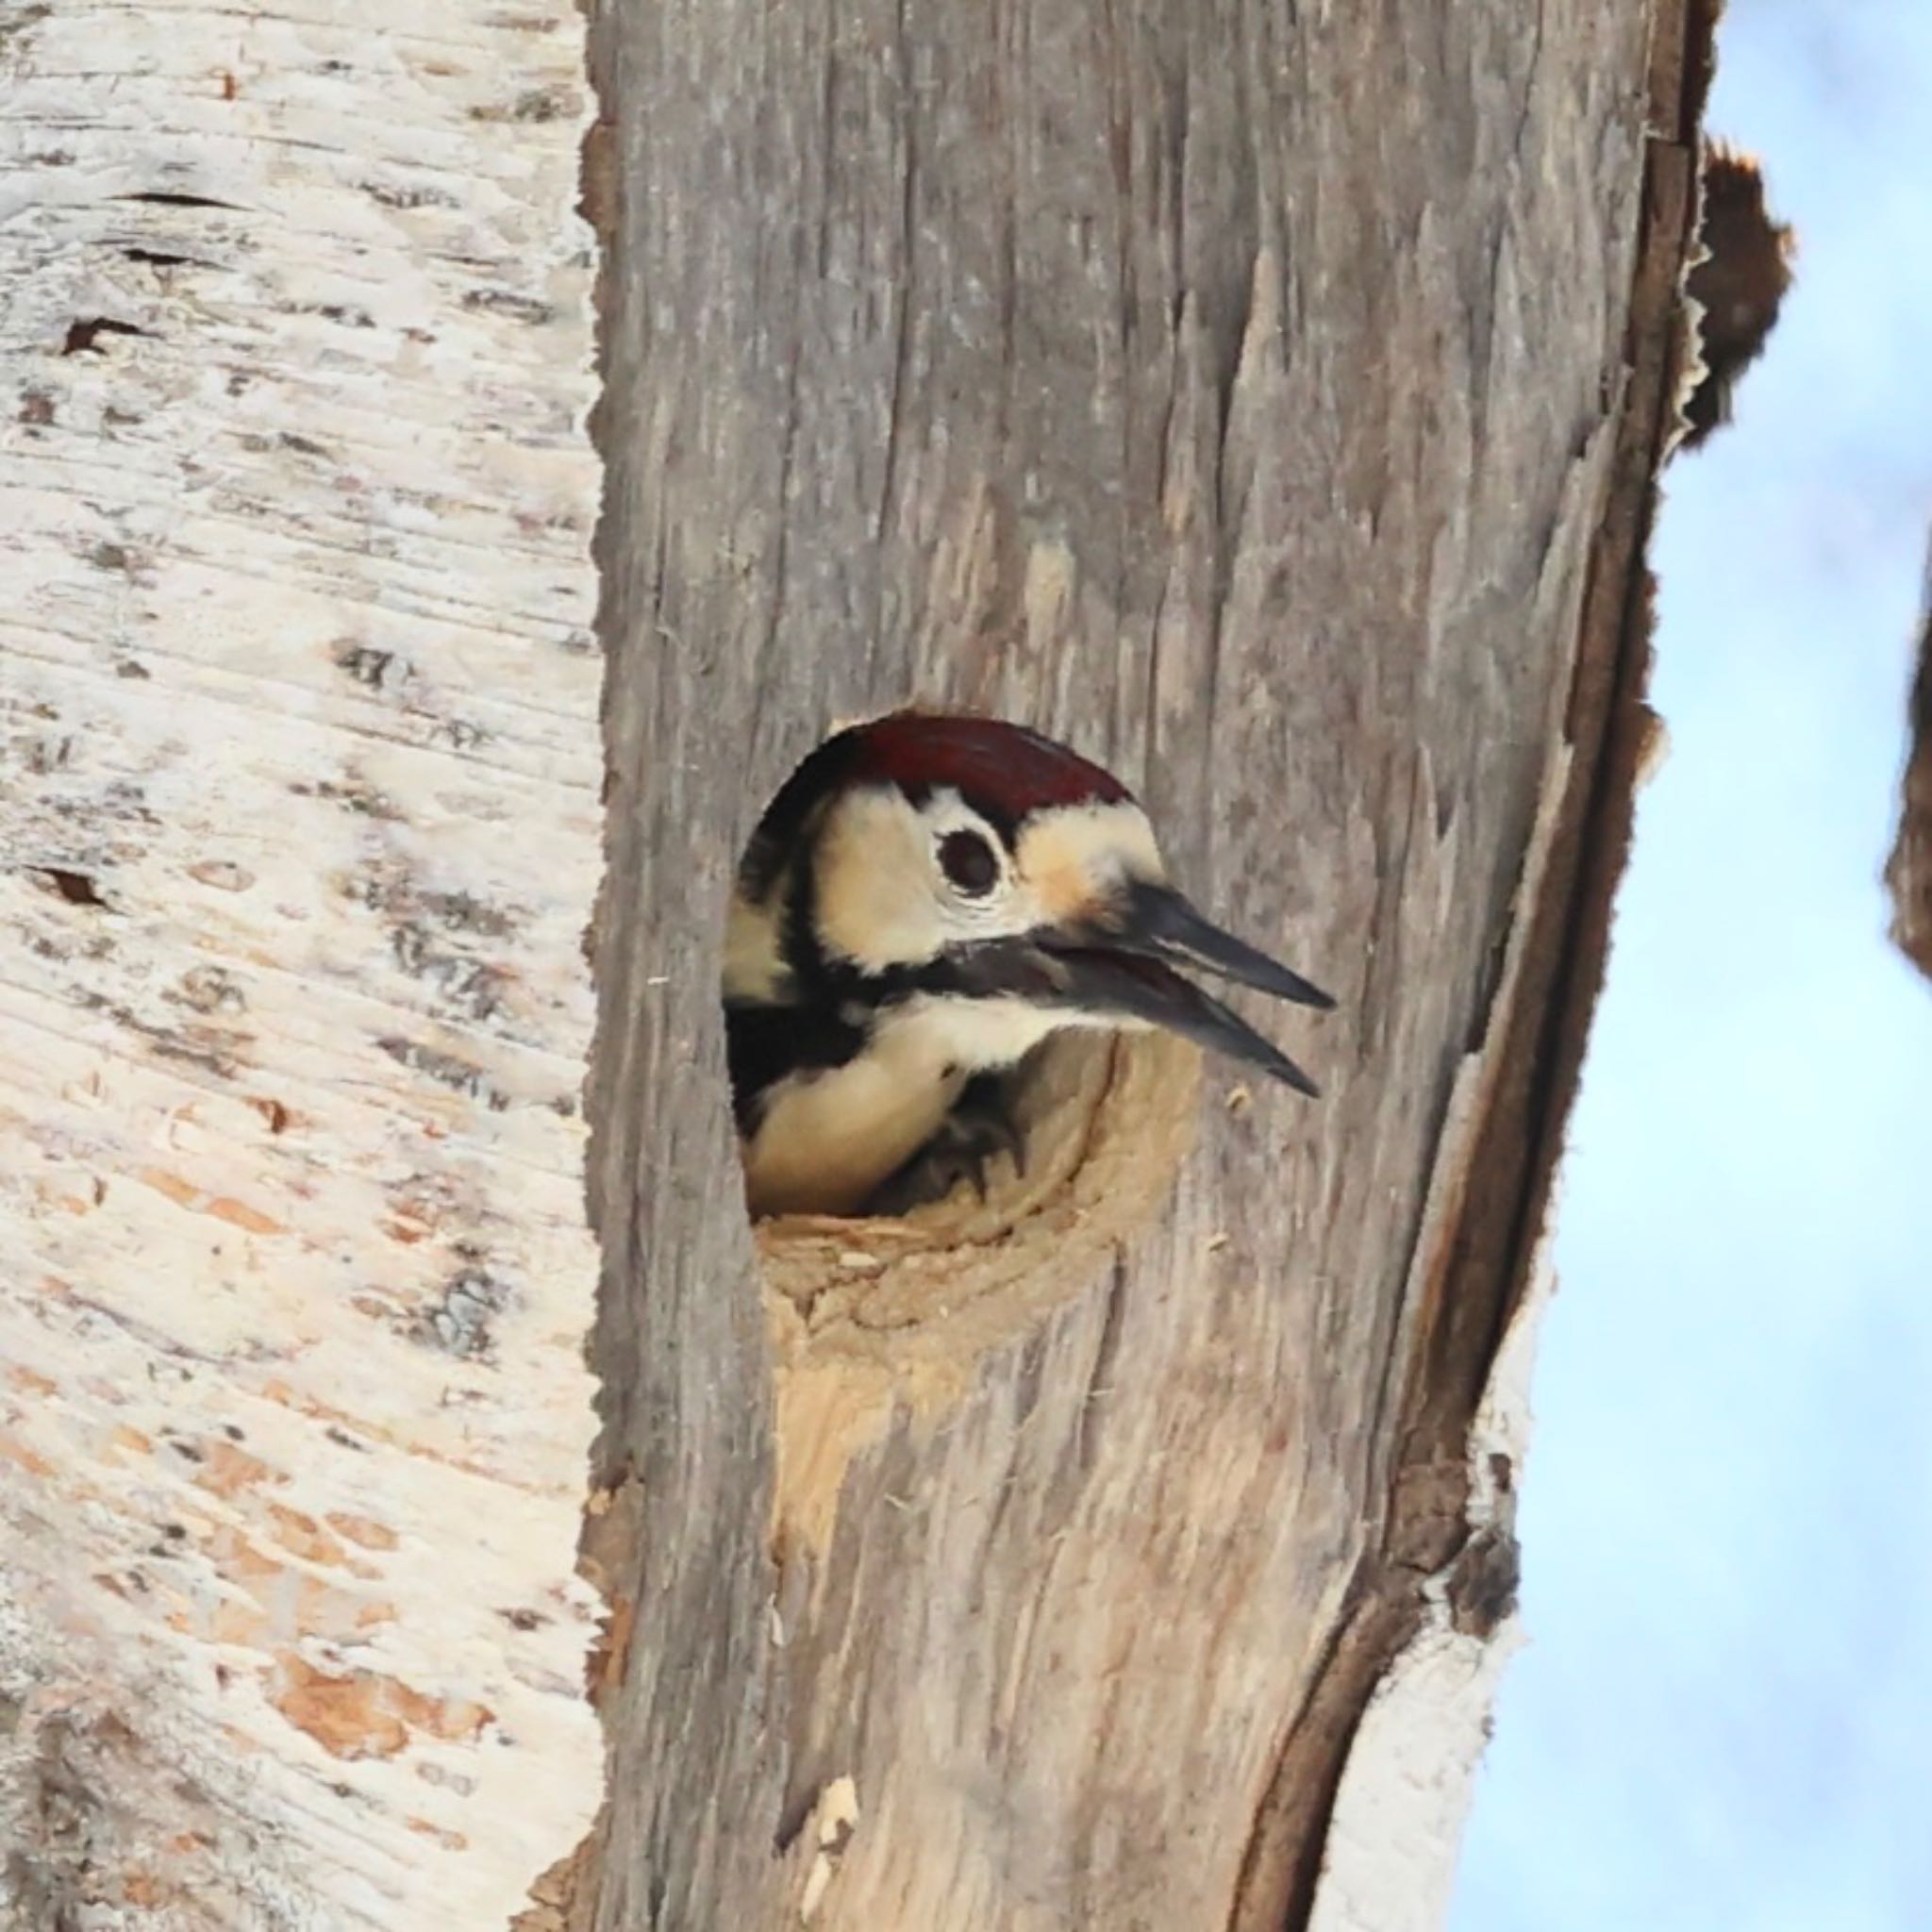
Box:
(725, 711), (1334, 1218)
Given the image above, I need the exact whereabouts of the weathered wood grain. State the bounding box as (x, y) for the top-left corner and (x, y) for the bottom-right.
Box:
(581, 0), (1704, 1928)
(0, 3), (605, 1924)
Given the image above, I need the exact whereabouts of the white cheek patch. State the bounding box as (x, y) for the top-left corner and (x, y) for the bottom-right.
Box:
(815, 788), (1031, 969)
(812, 787), (951, 972)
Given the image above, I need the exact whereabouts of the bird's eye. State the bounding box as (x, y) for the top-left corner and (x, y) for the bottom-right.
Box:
(938, 828), (1000, 897)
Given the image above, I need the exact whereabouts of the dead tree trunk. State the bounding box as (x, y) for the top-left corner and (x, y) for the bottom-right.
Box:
(575, 0), (1708, 1927)
(3, 0), (1711, 1923)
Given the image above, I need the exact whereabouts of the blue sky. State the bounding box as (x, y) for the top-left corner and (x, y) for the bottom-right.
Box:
(1450, 5), (1932, 1929)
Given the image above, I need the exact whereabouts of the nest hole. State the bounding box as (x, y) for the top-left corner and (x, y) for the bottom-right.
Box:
(755, 1028), (1199, 1350)
(724, 708), (1204, 1345)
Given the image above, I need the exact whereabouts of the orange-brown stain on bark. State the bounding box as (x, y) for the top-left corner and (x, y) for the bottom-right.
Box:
(271, 1654), (493, 1760)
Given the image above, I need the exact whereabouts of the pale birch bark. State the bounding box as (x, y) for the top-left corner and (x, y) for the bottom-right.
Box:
(1, 3), (606, 1926)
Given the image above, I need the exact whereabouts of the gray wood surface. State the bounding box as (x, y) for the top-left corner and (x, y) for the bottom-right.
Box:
(569, 0), (1703, 1923)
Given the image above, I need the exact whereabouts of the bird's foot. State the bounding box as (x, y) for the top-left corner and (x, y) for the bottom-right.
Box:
(865, 1075), (1026, 1215)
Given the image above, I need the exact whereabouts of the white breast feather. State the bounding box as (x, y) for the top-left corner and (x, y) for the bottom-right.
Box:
(741, 995), (1119, 1216)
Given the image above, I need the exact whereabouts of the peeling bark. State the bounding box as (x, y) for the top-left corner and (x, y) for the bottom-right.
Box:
(1886, 557), (1932, 981)
(1679, 142), (1794, 451)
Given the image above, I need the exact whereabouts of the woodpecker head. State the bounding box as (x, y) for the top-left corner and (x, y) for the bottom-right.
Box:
(727, 712), (1333, 1103)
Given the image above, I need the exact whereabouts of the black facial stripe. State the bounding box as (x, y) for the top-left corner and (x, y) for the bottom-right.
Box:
(779, 842), (833, 996)
(725, 953), (1003, 1132)
(724, 998), (870, 1133)
(728, 938), (1076, 1135)
(778, 943), (1026, 1020)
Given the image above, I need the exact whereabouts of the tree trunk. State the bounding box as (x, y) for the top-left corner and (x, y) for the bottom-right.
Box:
(575, 0), (1707, 1928)
(3, 0), (1711, 1924)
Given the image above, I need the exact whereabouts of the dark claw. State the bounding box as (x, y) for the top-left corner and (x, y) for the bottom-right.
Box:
(865, 1074), (1025, 1214)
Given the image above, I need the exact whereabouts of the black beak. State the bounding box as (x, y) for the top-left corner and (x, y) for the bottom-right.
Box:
(1110, 880), (1336, 1012)
(1034, 880), (1333, 1096)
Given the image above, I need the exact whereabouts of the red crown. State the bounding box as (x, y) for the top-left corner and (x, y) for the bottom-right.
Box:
(740, 711), (1136, 898)
(847, 711), (1132, 819)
